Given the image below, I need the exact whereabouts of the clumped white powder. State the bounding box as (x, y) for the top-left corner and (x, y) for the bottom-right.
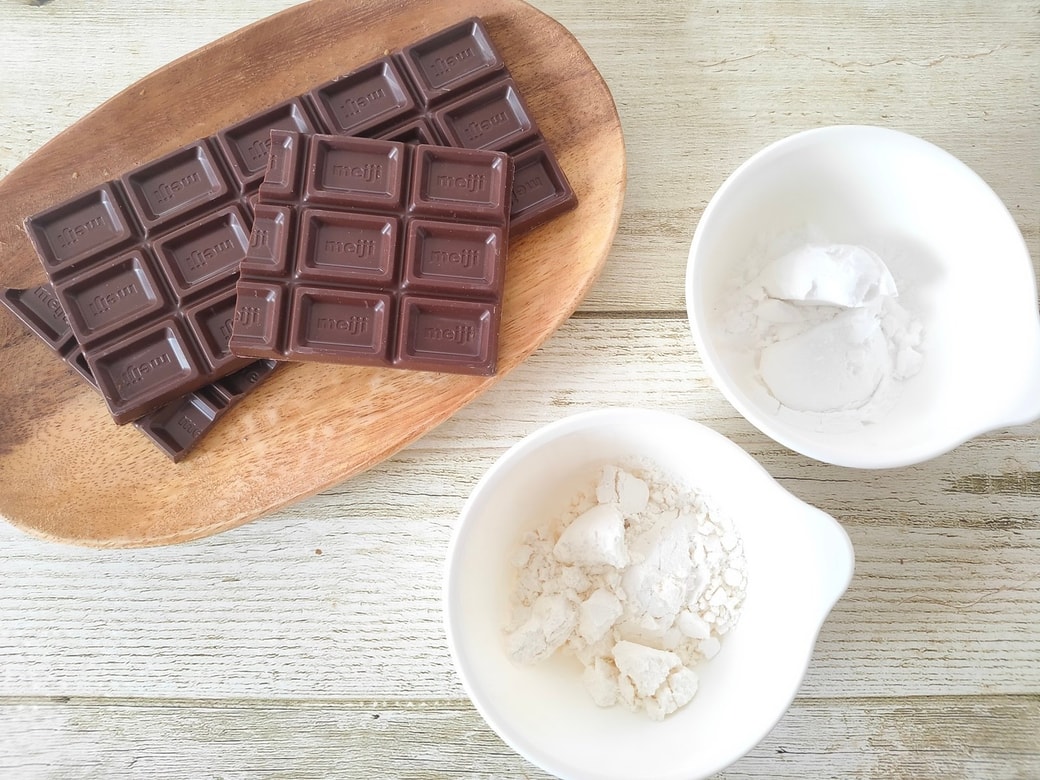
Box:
(505, 463), (746, 720)
(719, 239), (924, 428)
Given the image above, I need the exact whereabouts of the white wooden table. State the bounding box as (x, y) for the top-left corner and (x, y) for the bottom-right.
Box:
(1, 1), (1038, 777)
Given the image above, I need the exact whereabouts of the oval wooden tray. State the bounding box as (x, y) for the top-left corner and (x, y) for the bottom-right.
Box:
(0, 0), (624, 547)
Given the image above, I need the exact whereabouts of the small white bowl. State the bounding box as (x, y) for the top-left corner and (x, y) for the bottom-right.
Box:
(445, 408), (853, 780)
(686, 125), (1040, 468)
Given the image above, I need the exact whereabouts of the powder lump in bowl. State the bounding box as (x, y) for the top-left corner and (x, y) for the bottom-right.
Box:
(505, 463), (747, 720)
(720, 240), (925, 427)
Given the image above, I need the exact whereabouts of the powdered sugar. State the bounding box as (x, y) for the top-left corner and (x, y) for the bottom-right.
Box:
(505, 463), (746, 720)
(718, 238), (924, 429)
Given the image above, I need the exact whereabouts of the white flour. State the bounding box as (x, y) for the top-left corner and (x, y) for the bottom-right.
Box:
(505, 463), (746, 720)
(719, 239), (924, 428)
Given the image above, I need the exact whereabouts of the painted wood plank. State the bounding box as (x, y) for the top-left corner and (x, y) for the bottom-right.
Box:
(0, 321), (1036, 702)
(1, 1), (1036, 313)
(1, 501), (1035, 702)
(0, 696), (1036, 779)
(1, 1), (1039, 778)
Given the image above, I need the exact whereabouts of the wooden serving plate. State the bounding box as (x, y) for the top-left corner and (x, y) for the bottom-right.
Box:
(0, 0), (625, 547)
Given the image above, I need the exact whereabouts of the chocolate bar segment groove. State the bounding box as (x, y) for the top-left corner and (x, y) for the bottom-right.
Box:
(21, 16), (575, 424)
(1, 284), (278, 461)
(26, 183), (137, 276)
(398, 18), (504, 101)
(121, 140), (232, 233)
(25, 143), (256, 422)
(216, 97), (322, 188)
(309, 58), (419, 138)
(230, 131), (510, 376)
(307, 17), (575, 229)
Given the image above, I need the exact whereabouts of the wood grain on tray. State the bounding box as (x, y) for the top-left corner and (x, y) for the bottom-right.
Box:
(0, 0), (625, 547)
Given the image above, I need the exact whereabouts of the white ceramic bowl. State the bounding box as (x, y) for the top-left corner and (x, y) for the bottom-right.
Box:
(686, 125), (1040, 468)
(445, 408), (854, 780)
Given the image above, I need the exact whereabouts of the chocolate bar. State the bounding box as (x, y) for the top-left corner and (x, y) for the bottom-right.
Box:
(307, 17), (575, 232)
(0, 284), (277, 461)
(133, 359), (279, 461)
(230, 132), (509, 375)
(24, 174), (260, 423)
(20, 16), (575, 423)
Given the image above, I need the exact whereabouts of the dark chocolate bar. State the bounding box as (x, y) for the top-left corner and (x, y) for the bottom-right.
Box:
(308, 18), (576, 232)
(0, 284), (277, 461)
(229, 132), (509, 376)
(24, 169), (262, 423)
(20, 16), (574, 423)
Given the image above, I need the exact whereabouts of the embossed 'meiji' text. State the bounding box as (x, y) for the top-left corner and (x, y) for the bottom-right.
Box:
(431, 47), (474, 77)
(56, 215), (106, 248)
(154, 171), (202, 204)
(88, 282), (138, 318)
(430, 248), (480, 269)
(236, 305), (262, 328)
(424, 323), (474, 345)
(247, 136), (273, 164)
(340, 87), (387, 117)
(185, 238), (234, 271)
(512, 174), (545, 204)
(436, 173), (486, 193)
(251, 227), (269, 248)
(117, 352), (172, 389)
(317, 315), (368, 335)
(178, 413), (203, 440)
(323, 238), (375, 259)
(34, 285), (68, 322)
(331, 163), (382, 183)
(463, 112), (508, 142)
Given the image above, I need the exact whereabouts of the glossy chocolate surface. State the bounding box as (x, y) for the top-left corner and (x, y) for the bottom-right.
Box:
(25, 155), (257, 422)
(229, 132), (509, 375)
(307, 17), (575, 230)
(0, 285), (277, 461)
(20, 16), (573, 421)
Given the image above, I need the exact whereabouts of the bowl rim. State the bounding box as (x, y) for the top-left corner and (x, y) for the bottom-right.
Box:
(684, 124), (1039, 468)
(443, 407), (855, 780)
